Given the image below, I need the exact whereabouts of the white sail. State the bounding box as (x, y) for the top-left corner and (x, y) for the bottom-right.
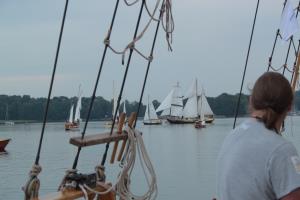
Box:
(183, 96), (198, 118)
(156, 83), (183, 117)
(74, 96), (81, 122)
(123, 101), (126, 114)
(156, 89), (174, 113)
(198, 93), (214, 116)
(149, 102), (159, 120)
(68, 104), (74, 123)
(201, 94), (214, 115)
(144, 103), (150, 121)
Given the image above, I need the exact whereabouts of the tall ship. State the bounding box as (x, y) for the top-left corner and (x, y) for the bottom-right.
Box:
(155, 82), (184, 121)
(161, 79), (214, 124)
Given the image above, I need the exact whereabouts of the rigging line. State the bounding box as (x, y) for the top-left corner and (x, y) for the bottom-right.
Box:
(282, 36), (293, 75)
(34, 0), (69, 165)
(106, 0), (162, 64)
(291, 40), (300, 83)
(72, 0), (121, 170)
(233, 0), (260, 129)
(267, 29), (280, 72)
(134, 1), (165, 128)
(101, 0), (146, 166)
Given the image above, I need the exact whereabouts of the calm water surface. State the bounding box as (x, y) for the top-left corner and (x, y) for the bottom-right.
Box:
(1, 117), (300, 199)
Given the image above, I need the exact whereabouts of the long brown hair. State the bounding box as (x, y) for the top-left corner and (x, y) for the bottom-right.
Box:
(250, 72), (293, 132)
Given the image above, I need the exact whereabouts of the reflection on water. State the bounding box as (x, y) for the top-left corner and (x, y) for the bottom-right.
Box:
(0, 117), (300, 199)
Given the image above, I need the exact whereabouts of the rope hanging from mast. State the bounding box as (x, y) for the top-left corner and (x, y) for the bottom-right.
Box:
(233, 0), (260, 129)
(71, 0), (121, 170)
(101, 0), (147, 166)
(23, 0), (69, 199)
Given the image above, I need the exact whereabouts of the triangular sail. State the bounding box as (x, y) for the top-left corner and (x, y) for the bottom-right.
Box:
(183, 96), (198, 118)
(149, 102), (159, 120)
(156, 89), (174, 113)
(74, 96), (81, 122)
(68, 104), (74, 123)
(198, 93), (214, 116)
(144, 103), (150, 121)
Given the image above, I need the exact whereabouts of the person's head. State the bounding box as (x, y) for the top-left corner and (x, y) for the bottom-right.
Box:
(250, 72), (293, 133)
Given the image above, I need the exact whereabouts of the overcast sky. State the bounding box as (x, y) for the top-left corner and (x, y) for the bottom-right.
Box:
(0, 0), (299, 102)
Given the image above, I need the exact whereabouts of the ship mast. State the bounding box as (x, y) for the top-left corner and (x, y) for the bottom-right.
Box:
(291, 53), (300, 92)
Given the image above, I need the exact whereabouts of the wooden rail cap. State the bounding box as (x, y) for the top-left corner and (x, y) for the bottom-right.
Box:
(69, 132), (128, 147)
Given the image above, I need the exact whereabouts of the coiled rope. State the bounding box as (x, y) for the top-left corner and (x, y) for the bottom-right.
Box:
(62, 128), (157, 200)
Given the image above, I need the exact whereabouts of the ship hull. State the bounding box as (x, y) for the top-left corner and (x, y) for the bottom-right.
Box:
(65, 122), (79, 131)
(143, 119), (162, 125)
(167, 117), (214, 124)
(0, 139), (10, 152)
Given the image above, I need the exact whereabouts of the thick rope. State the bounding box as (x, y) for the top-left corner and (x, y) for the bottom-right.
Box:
(22, 165), (42, 200)
(233, 0), (260, 128)
(80, 127), (157, 200)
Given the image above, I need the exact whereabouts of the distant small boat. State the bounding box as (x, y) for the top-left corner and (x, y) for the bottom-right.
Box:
(104, 81), (119, 128)
(4, 104), (14, 126)
(65, 86), (82, 131)
(143, 96), (162, 125)
(0, 138), (10, 152)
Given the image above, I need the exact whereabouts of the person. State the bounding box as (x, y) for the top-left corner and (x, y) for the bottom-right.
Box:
(216, 72), (300, 200)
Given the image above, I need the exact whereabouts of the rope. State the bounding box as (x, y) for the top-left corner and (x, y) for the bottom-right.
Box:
(106, 0), (174, 63)
(233, 0), (260, 128)
(72, 0), (121, 170)
(101, 0), (146, 167)
(34, 0), (69, 166)
(22, 165), (42, 200)
(134, 1), (165, 128)
(23, 1), (69, 199)
(82, 127), (157, 200)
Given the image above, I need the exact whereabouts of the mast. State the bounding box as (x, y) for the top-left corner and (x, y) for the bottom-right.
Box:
(291, 53), (300, 92)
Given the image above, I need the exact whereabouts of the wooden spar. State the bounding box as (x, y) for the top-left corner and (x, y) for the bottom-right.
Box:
(110, 112), (126, 164)
(291, 53), (300, 92)
(70, 132), (127, 147)
(117, 112), (136, 161)
(36, 182), (115, 200)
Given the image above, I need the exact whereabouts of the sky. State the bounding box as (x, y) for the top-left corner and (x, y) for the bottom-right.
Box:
(0, 0), (299, 102)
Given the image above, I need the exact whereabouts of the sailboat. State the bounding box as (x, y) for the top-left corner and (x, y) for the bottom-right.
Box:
(156, 82), (184, 122)
(143, 96), (162, 125)
(166, 79), (214, 124)
(4, 104), (14, 125)
(104, 81), (119, 128)
(65, 88), (82, 131)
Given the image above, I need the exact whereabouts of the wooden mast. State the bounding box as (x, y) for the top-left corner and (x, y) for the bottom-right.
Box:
(291, 53), (300, 92)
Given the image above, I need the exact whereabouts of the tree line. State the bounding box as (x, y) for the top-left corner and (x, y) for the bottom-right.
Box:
(0, 91), (299, 121)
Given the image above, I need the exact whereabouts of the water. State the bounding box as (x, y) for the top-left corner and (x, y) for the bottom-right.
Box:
(1, 117), (300, 199)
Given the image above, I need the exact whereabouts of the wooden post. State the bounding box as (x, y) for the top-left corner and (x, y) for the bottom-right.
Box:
(117, 112), (136, 161)
(110, 112), (126, 164)
(291, 53), (300, 92)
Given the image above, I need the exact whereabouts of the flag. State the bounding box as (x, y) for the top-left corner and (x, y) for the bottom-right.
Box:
(280, 0), (299, 41)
